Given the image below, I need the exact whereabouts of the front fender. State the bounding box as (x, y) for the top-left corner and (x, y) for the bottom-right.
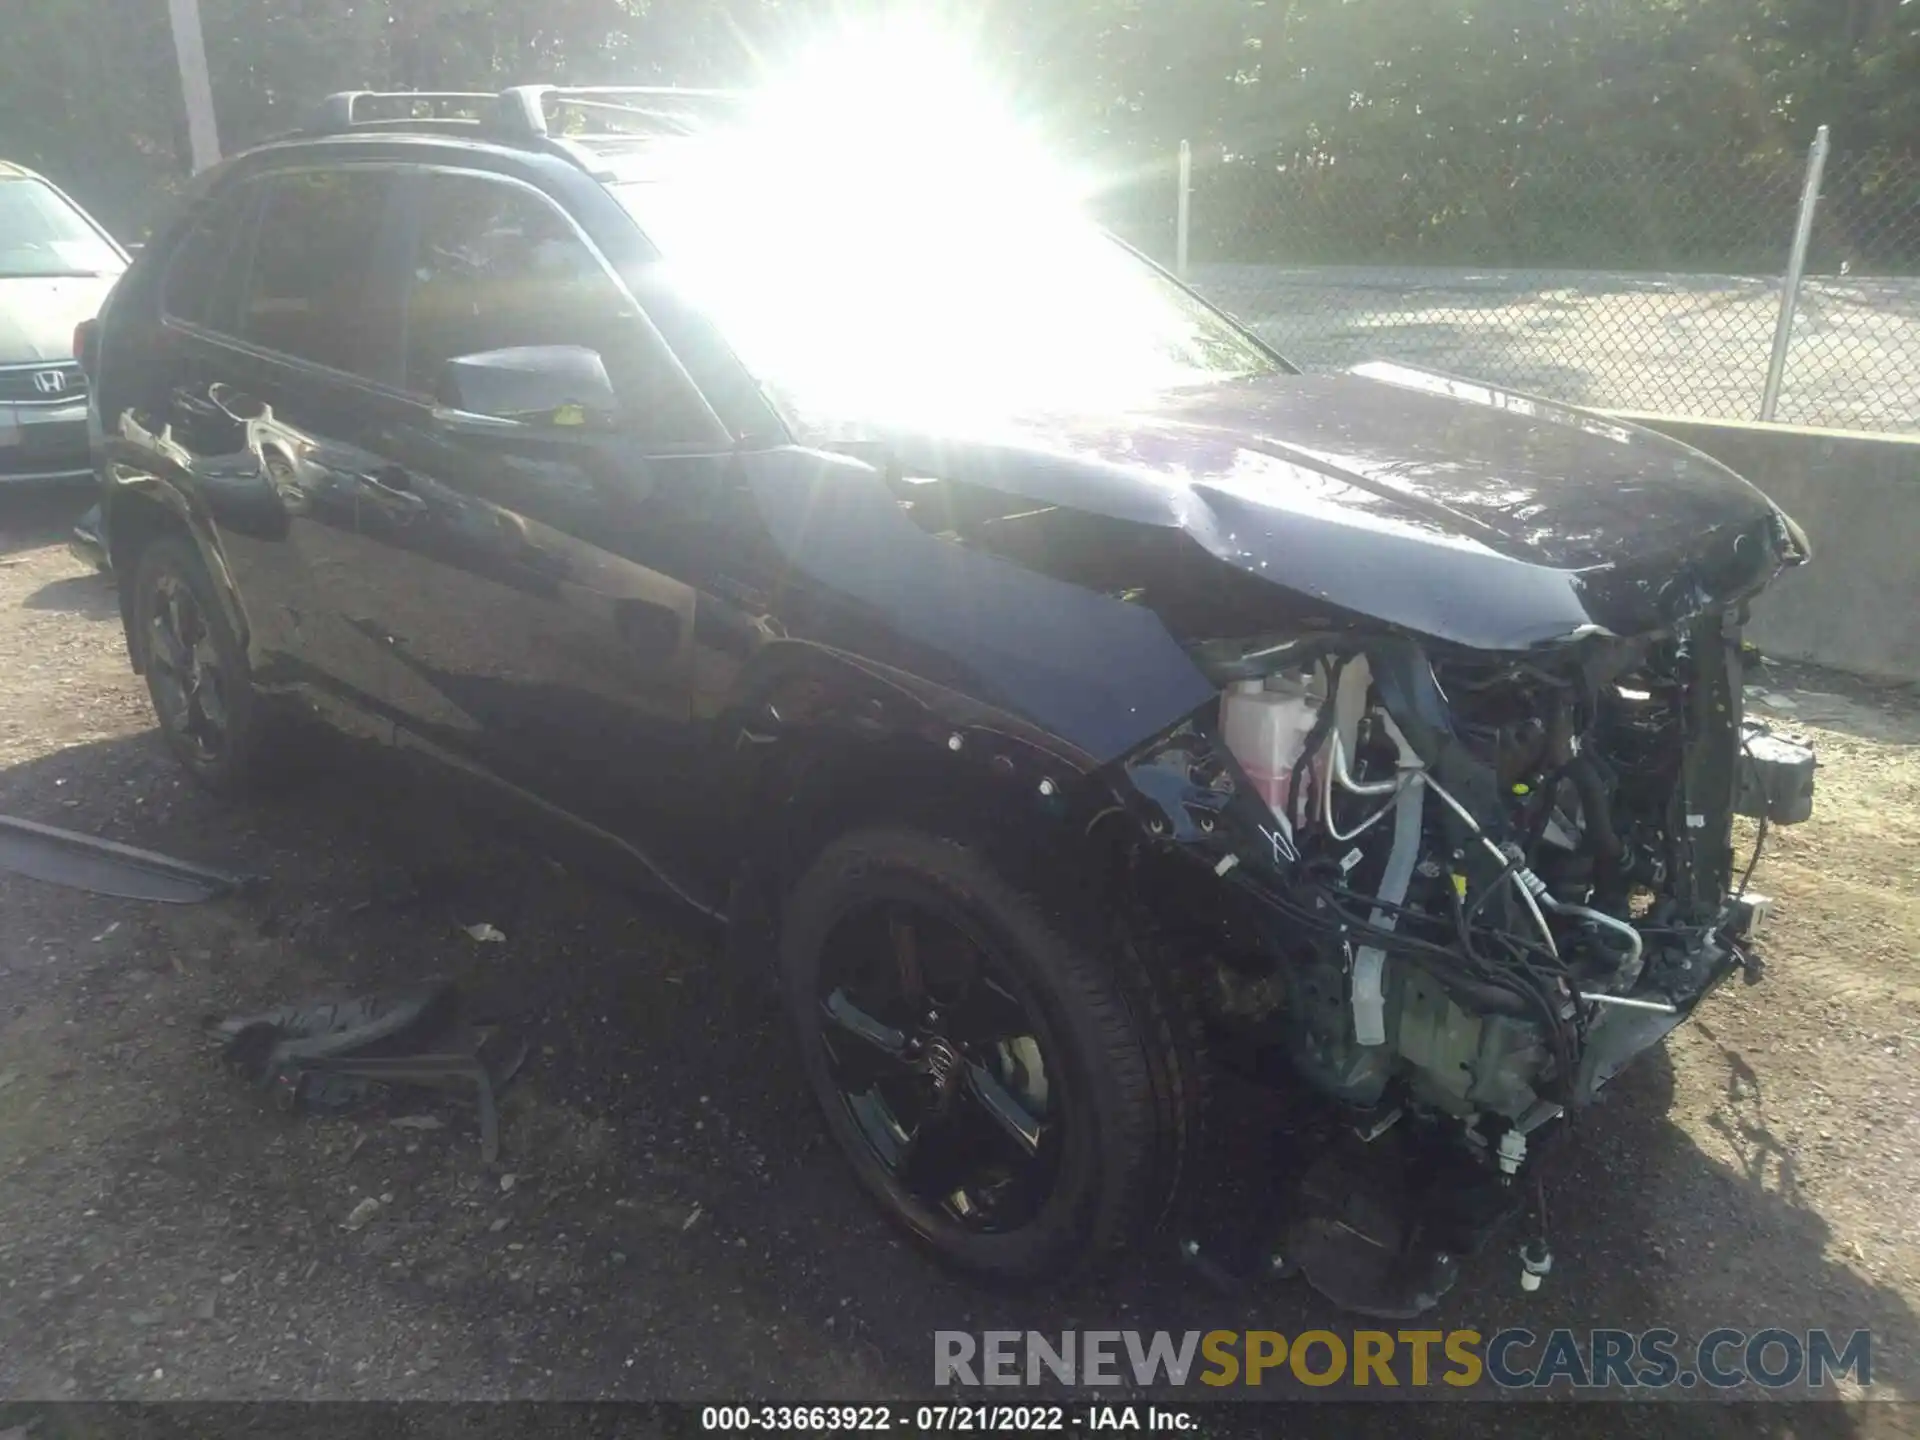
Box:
(723, 638), (1097, 775)
(736, 446), (1220, 767)
(718, 639), (1100, 866)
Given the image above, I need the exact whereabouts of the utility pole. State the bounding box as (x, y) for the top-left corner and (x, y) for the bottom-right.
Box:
(167, 0), (221, 172)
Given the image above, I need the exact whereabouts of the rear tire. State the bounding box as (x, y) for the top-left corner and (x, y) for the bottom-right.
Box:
(129, 534), (280, 796)
(778, 826), (1198, 1283)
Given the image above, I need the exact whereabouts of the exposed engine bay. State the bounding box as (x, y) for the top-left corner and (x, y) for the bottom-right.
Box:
(1118, 615), (1816, 1310)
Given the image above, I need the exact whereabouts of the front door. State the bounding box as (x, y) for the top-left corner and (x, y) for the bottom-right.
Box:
(346, 166), (737, 888)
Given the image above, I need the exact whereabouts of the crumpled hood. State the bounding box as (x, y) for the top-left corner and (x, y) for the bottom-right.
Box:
(851, 363), (1800, 649)
(0, 275), (117, 363)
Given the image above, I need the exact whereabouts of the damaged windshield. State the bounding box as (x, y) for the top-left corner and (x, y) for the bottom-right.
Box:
(610, 158), (1280, 427)
(0, 178), (122, 278)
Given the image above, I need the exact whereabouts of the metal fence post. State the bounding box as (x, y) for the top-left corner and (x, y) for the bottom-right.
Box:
(1760, 125), (1831, 422)
(1176, 140), (1192, 280)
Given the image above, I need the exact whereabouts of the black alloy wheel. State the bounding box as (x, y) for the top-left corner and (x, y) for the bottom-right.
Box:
(816, 897), (1063, 1234)
(144, 566), (230, 766)
(780, 827), (1196, 1283)
(130, 535), (276, 794)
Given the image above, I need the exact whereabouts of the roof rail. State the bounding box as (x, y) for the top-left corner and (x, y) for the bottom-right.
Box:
(498, 85), (746, 139)
(302, 85), (745, 154)
(307, 91), (505, 135)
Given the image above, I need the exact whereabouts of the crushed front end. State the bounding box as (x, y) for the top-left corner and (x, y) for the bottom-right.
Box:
(1115, 613), (1816, 1313)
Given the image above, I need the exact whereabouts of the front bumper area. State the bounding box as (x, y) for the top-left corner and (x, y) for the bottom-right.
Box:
(0, 398), (91, 484)
(1122, 617), (1807, 1314)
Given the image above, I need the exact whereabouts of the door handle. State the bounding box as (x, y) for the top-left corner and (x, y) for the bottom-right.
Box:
(356, 467), (426, 515)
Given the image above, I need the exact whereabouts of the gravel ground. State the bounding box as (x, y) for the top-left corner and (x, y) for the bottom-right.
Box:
(1, 488), (1917, 1437)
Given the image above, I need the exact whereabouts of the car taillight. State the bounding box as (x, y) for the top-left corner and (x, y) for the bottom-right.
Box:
(73, 318), (99, 379)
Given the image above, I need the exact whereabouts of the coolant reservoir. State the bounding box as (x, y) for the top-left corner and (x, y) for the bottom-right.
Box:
(1222, 676), (1325, 822)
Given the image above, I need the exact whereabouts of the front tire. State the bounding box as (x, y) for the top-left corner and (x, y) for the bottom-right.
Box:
(129, 535), (277, 796)
(779, 826), (1194, 1283)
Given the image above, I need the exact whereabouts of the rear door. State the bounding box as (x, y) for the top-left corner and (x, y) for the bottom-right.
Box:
(152, 164), (411, 736)
(350, 165), (736, 873)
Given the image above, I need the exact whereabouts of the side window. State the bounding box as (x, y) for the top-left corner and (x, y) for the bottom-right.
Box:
(161, 185), (254, 332)
(402, 172), (717, 443)
(238, 169), (398, 379)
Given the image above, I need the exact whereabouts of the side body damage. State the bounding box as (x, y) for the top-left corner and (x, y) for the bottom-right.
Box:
(732, 364), (1814, 1308)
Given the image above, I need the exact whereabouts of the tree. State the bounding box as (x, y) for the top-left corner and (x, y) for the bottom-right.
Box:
(0, 0), (1911, 251)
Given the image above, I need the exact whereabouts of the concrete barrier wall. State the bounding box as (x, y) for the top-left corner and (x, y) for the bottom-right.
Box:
(1610, 412), (1920, 685)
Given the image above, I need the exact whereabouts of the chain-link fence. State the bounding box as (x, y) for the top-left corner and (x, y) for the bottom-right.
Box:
(1104, 139), (1920, 433)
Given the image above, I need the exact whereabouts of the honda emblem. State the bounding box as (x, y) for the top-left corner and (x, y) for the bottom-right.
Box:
(31, 369), (68, 396)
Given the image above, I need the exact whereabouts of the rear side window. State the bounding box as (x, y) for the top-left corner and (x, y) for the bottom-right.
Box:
(161, 184), (254, 331)
(239, 169), (398, 379)
(401, 171), (717, 443)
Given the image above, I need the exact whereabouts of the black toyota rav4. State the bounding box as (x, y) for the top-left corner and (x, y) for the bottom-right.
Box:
(84, 86), (1815, 1310)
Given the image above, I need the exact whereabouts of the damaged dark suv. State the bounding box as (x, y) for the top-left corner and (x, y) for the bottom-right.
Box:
(85, 87), (1816, 1308)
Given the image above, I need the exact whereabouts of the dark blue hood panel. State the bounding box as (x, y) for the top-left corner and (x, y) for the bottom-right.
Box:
(826, 363), (1799, 650)
(737, 364), (1805, 766)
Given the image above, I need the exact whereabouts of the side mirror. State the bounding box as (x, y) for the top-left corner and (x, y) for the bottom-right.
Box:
(435, 345), (618, 428)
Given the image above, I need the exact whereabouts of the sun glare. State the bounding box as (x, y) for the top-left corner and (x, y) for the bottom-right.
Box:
(623, 24), (1266, 428)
